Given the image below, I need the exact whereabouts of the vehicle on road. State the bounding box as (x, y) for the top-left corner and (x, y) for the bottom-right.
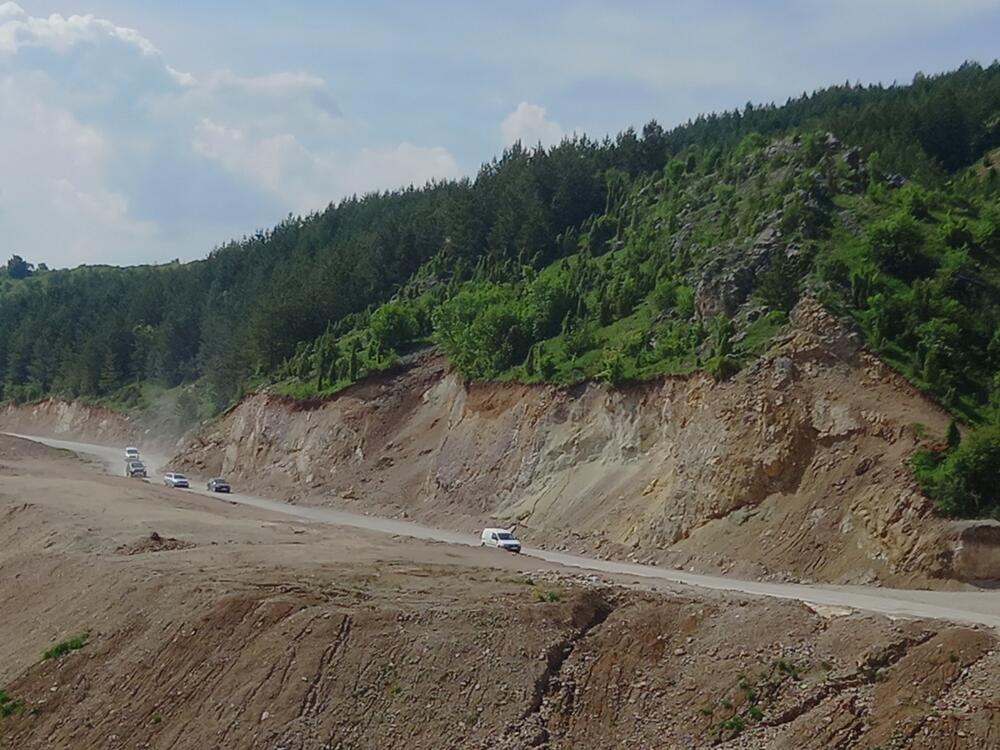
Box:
(480, 527), (521, 553)
(163, 472), (189, 488)
(124, 446), (140, 461)
(207, 477), (231, 493)
(125, 460), (147, 478)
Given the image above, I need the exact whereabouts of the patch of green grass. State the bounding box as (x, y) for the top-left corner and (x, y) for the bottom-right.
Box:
(270, 375), (357, 400)
(0, 690), (24, 719)
(719, 716), (745, 734)
(774, 658), (801, 680)
(531, 588), (562, 603)
(515, 302), (708, 387)
(43, 633), (88, 661)
(738, 310), (788, 357)
(739, 682), (758, 703)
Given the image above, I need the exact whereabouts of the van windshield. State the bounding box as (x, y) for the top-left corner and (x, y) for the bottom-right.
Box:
(497, 532), (515, 540)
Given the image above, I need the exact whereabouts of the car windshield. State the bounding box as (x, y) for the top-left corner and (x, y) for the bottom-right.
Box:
(213, 478), (227, 483)
(497, 532), (515, 540)
(174, 474), (187, 480)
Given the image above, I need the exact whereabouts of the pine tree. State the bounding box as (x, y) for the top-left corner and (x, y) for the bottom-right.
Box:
(348, 341), (360, 382)
(98, 348), (119, 395)
(946, 419), (961, 450)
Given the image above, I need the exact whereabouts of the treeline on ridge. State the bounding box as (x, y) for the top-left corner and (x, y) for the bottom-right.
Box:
(1, 62), (1000, 516)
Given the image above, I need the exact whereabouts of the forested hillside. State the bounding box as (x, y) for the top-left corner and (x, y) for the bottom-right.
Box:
(2, 62), (1000, 514)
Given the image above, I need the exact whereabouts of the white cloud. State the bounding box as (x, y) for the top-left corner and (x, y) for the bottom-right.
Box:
(500, 101), (564, 147)
(0, 4), (461, 266)
(193, 118), (306, 199)
(0, 74), (159, 266)
(350, 143), (461, 195)
(0, 2), (193, 85)
(152, 69), (340, 140)
(52, 178), (130, 226)
(193, 118), (460, 210)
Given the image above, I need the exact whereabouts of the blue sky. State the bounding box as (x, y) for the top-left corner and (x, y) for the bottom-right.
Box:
(2, 1), (999, 268)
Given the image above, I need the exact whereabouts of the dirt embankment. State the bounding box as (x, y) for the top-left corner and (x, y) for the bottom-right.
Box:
(0, 399), (161, 449)
(1, 436), (997, 750)
(171, 300), (1000, 588)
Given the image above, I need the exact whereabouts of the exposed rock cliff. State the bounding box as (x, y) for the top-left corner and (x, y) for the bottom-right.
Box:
(171, 300), (999, 586)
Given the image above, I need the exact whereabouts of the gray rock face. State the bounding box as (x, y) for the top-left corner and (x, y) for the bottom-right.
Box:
(695, 259), (761, 320)
(843, 146), (863, 171)
(694, 227), (779, 321)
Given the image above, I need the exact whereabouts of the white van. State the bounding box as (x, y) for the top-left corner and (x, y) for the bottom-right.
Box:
(480, 527), (521, 553)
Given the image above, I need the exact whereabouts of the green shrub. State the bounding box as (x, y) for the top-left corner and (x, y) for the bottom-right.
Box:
(946, 419), (962, 450)
(531, 588), (561, 603)
(0, 690), (24, 718)
(774, 658), (801, 680)
(43, 634), (88, 661)
(912, 426), (1000, 517)
(368, 301), (418, 354)
(432, 283), (532, 378)
(563, 325), (595, 359)
(897, 184), (932, 220)
(706, 354), (740, 381)
(649, 277), (679, 313)
(754, 251), (802, 312)
(599, 349), (629, 388)
(674, 285), (696, 319)
(719, 716), (745, 734)
(866, 213), (933, 279)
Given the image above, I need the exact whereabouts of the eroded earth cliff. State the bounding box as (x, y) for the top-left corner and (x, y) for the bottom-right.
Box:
(170, 300), (1000, 587)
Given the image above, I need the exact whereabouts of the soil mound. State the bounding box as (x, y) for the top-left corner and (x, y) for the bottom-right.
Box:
(116, 531), (195, 555)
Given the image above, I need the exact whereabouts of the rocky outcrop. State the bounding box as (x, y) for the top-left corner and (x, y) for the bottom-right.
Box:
(172, 299), (996, 586)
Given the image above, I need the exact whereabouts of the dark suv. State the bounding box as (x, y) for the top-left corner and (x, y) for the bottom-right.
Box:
(125, 461), (147, 478)
(207, 477), (231, 493)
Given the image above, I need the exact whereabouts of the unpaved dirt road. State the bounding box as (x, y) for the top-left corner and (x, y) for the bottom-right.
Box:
(3, 433), (1000, 749)
(10, 432), (1000, 629)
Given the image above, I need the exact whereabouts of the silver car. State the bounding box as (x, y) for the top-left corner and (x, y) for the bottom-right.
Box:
(162, 472), (190, 488)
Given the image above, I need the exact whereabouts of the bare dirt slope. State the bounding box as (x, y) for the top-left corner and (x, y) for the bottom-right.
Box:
(0, 399), (154, 449)
(170, 300), (1000, 587)
(1, 435), (998, 750)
